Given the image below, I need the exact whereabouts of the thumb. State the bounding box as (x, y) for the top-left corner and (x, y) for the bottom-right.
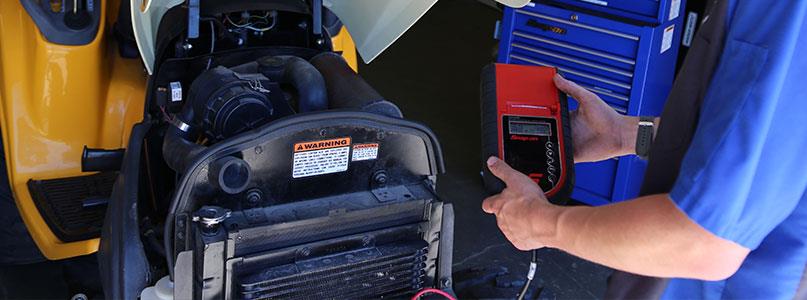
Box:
(482, 195), (505, 214)
(487, 156), (527, 187)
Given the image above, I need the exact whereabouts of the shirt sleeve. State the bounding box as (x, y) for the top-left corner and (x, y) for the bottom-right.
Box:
(669, 1), (807, 250)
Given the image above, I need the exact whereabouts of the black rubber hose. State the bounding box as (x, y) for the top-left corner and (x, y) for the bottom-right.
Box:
(257, 55), (328, 112)
(162, 125), (204, 172)
(162, 71), (208, 172)
(309, 52), (403, 118)
(81, 146), (125, 172)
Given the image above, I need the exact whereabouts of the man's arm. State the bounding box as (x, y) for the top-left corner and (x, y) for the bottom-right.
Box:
(482, 157), (749, 281)
(550, 194), (747, 280)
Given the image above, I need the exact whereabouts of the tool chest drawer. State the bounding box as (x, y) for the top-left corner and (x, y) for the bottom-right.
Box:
(545, 0), (681, 25)
(512, 5), (641, 59)
(508, 51), (633, 98)
(497, 0), (685, 205)
(573, 159), (618, 205)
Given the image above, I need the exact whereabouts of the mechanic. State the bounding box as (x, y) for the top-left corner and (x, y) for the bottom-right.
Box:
(482, 0), (807, 299)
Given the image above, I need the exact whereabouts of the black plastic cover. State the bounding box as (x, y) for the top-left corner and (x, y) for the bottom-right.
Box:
(169, 111), (445, 233)
(98, 122), (152, 300)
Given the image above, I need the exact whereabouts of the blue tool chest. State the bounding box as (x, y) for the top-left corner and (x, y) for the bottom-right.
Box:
(497, 0), (686, 205)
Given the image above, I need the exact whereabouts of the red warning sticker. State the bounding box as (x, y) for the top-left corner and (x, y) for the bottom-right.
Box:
(352, 143), (379, 161)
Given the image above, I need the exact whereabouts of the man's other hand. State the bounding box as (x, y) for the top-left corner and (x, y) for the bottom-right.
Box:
(482, 157), (560, 250)
(554, 74), (637, 162)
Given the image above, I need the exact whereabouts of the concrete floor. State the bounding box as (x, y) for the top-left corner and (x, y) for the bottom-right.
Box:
(360, 0), (612, 298)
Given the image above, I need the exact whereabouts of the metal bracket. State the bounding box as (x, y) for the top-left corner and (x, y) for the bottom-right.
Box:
(371, 185), (414, 203)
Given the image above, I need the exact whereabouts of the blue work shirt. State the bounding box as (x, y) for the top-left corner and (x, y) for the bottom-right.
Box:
(662, 1), (807, 299)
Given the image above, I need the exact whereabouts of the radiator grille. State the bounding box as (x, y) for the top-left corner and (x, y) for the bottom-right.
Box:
(239, 241), (428, 299)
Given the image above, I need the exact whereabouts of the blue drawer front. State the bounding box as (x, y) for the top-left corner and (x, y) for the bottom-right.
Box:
(546, 0), (679, 25)
(512, 6), (641, 58)
(498, 1), (685, 205)
(572, 159), (618, 204)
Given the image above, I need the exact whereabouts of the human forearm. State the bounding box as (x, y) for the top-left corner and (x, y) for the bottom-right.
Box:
(536, 194), (747, 280)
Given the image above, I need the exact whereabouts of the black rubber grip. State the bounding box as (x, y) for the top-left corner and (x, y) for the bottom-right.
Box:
(480, 64), (506, 195)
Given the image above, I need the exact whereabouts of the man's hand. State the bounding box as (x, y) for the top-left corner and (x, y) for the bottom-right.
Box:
(481, 157), (560, 250)
(554, 74), (638, 163)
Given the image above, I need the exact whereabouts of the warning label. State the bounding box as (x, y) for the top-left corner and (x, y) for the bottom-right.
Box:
(292, 138), (351, 178)
(352, 143), (379, 161)
(661, 25), (674, 54)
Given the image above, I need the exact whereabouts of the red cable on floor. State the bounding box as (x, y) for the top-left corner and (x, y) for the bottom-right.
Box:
(411, 288), (457, 300)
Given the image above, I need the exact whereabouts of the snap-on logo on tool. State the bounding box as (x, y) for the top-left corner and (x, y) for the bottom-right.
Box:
(511, 135), (539, 142)
(294, 138), (351, 152)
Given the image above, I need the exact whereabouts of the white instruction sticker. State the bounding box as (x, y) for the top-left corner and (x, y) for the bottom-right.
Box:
(292, 137), (351, 178)
(682, 12), (698, 47)
(661, 25), (675, 54)
(169, 81), (183, 102)
(352, 143), (379, 161)
(669, 0), (681, 21)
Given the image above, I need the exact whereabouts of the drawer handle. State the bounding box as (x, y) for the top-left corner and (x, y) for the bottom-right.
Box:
(512, 43), (633, 78)
(513, 32), (636, 65)
(581, 85), (630, 102)
(509, 54), (632, 90)
(610, 105), (627, 114)
(517, 10), (640, 41)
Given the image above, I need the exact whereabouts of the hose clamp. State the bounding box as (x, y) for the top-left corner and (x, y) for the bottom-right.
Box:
(168, 116), (191, 132)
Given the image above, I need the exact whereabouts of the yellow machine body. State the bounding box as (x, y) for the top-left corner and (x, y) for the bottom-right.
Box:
(0, 0), (357, 260)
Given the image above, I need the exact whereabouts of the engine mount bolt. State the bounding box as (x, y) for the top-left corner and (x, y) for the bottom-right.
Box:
(373, 170), (388, 185)
(246, 189), (263, 206)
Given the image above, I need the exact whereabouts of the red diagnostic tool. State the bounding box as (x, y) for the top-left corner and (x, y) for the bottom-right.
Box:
(480, 63), (574, 204)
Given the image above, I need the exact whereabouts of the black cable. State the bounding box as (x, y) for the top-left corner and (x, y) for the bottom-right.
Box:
(516, 250), (538, 300)
(206, 20), (215, 70)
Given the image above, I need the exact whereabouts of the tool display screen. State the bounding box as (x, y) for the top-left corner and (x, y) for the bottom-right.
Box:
(502, 115), (562, 192)
(509, 121), (551, 136)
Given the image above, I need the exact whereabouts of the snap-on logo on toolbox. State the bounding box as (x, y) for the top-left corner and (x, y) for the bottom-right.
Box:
(526, 20), (566, 35)
(294, 138), (351, 152)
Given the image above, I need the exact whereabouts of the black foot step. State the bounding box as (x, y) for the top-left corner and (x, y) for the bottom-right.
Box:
(28, 172), (117, 242)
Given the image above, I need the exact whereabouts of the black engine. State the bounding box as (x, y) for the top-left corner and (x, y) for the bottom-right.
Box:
(97, 3), (453, 299)
(156, 53), (452, 299)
